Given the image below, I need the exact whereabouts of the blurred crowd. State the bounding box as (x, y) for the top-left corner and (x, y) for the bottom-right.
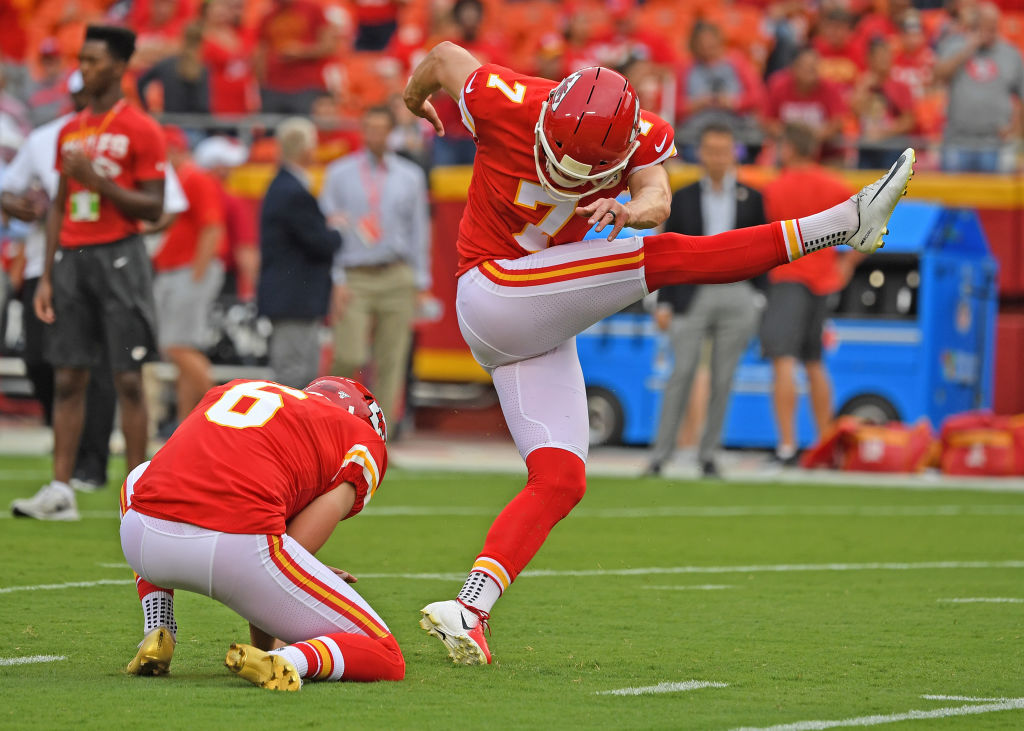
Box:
(0, 0), (1021, 172)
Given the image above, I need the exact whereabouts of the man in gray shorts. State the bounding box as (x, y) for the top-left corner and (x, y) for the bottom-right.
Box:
(151, 126), (225, 425)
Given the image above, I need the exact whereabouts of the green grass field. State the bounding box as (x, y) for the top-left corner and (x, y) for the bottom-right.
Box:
(1, 454), (1023, 729)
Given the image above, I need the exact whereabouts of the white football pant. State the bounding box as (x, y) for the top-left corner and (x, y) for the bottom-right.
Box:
(456, 236), (650, 462)
(119, 462), (391, 644)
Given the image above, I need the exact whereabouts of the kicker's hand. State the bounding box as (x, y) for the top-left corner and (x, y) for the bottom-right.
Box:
(576, 197), (629, 241)
(404, 95), (445, 137)
(328, 566), (358, 583)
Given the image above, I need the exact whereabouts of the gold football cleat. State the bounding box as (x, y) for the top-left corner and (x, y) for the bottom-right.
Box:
(225, 643), (301, 691)
(126, 626), (175, 676)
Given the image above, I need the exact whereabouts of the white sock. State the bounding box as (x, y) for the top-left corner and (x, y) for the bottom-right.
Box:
(777, 444), (797, 460)
(457, 571), (502, 617)
(790, 198), (860, 258)
(49, 481), (74, 501)
(141, 591), (177, 640)
(270, 646), (308, 676)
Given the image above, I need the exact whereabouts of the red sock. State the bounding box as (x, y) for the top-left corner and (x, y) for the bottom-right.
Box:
(290, 633), (404, 682)
(135, 576), (172, 602)
(643, 222), (790, 292)
(474, 447), (587, 584)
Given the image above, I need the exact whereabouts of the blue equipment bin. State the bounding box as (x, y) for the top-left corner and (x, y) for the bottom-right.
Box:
(577, 201), (998, 447)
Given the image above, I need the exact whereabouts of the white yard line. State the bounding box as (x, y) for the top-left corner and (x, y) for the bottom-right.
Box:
(352, 559), (1024, 582)
(0, 471), (52, 480)
(731, 698), (1024, 730)
(96, 562), (130, 569)
(0, 510), (118, 520)
(4, 560), (1022, 594)
(0, 579), (133, 594)
(644, 584), (736, 591)
(596, 680), (728, 696)
(365, 505), (1024, 519)
(921, 695), (1014, 701)
(1, 504), (1023, 520)
(515, 559), (1024, 580)
(937, 597), (1024, 604)
(0, 655), (66, 666)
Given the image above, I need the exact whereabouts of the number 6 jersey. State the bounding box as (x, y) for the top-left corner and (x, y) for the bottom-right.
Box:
(127, 380), (388, 535)
(455, 63), (676, 275)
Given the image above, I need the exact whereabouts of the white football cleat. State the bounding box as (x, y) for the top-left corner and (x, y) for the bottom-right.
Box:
(11, 483), (80, 521)
(846, 147), (916, 253)
(419, 600), (492, 666)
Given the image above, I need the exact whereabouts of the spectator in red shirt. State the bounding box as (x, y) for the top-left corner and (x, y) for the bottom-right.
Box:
(852, 38), (916, 168)
(759, 123), (863, 466)
(194, 135), (259, 302)
(853, 0), (912, 57)
(812, 8), (865, 93)
(892, 10), (936, 100)
(590, 3), (679, 71)
(255, 0), (340, 114)
(153, 126), (226, 425)
(201, 0), (258, 115)
(132, 0), (197, 69)
(311, 92), (362, 165)
(763, 46), (847, 161)
(430, 0), (507, 166)
(353, 0), (409, 52)
(561, 9), (602, 75)
(27, 38), (74, 127)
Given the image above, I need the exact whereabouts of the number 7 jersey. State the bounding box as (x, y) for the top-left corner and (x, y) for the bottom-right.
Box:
(455, 63), (676, 275)
(127, 380), (388, 535)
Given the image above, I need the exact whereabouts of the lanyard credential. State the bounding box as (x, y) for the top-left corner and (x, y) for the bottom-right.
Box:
(75, 99), (126, 158)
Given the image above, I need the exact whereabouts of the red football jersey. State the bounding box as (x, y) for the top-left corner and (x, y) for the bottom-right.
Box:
(454, 63), (676, 275)
(56, 102), (167, 247)
(128, 380), (387, 535)
(764, 71), (846, 130)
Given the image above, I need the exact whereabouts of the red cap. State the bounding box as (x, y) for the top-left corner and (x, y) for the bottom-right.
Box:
(39, 37), (60, 58)
(163, 125), (189, 153)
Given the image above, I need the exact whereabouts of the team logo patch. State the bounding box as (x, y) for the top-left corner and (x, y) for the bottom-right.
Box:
(367, 401), (386, 441)
(549, 70), (583, 112)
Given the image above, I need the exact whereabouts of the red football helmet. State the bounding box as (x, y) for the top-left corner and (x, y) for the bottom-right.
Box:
(534, 66), (642, 201)
(304, 376), (388, 442)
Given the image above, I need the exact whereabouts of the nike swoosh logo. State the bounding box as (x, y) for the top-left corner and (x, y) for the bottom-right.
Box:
(654, 134), (668, 153)
(465, 73), (477, 95)
(461, 614), (473, 631)
(867, 153), (906, 206)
